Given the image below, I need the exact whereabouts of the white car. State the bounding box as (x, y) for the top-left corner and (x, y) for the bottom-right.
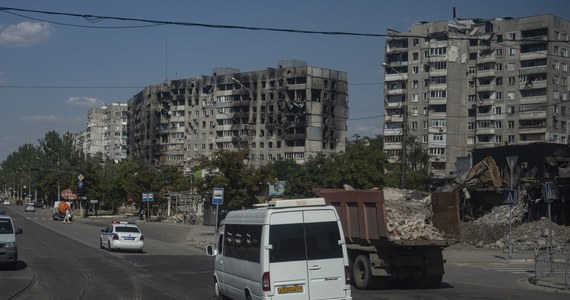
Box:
(100, 221), (144, 252)
(3, 200), (10, 205)
(24, 205), (35, 212)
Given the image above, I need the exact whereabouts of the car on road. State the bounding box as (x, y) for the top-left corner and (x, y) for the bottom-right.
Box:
(24, 205), (35, 212)
(2, 200), (10, 205)
(0, 211), (23, 269)
(100, 221), (144, 252)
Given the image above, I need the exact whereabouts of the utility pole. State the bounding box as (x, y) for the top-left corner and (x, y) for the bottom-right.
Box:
(382, 62), (408, 188)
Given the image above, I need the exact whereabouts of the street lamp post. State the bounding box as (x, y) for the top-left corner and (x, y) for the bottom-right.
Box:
(382, 62), (408, 188)
(46, 147), (60, 201)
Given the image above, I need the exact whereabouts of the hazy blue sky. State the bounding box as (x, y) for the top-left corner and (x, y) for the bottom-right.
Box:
(1, 0), (569, 162)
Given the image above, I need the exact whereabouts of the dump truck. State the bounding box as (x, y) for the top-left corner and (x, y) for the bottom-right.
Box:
(316, 188), (459, 290)
(52, 201), (73, 221)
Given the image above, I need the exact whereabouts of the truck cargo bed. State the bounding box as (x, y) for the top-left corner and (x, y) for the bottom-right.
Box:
(316, 189), (457, 247)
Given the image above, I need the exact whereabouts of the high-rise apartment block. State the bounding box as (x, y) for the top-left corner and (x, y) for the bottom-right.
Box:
(384, 14), (570, 177)
(127, 60), (348, 170)
(75, 103), (128, 162)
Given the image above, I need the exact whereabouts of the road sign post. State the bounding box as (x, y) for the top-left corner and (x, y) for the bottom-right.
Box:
(544, 181), (555, 254)
(212, 188), (224, 230)
(505, 189), (516, 260)
(142, 192), (154, 221)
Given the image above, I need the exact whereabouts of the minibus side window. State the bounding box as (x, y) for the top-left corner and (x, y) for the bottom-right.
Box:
(224, 224), (262, 263)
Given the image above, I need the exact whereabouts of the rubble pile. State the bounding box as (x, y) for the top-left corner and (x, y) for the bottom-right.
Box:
(472, 204), (526, 226)
(461, 204), (570, 249)
(383, 188), (444, 240)
(385, 207), (444, 240)
(508, 218), (570, 249)
(382, 187), (570, 248)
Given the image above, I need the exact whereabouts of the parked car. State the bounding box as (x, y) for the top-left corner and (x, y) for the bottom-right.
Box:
(0, 211), (23, 269)
(24, 205), (35, 212)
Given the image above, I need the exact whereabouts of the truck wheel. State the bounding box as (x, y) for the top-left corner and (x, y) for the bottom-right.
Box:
(352, 254), (373, 289)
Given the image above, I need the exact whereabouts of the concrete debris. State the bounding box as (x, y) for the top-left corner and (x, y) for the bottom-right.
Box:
(383, 187), (444, 240)
(385, 207), (444, 240)
(383, 187), (570, 249)
(461, 205), (570, 249)
(472, 204), (526, 226)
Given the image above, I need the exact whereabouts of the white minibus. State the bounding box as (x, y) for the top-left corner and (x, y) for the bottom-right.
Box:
(207, 198), (352, 300)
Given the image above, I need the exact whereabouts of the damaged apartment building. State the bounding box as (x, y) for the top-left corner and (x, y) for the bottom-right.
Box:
(127, 60), (348, 170)
(384, 14), (570, 178)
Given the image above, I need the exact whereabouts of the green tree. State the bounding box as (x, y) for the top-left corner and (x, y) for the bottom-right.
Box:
(193, 149), (274, 210)
(403, 135), (430, 191)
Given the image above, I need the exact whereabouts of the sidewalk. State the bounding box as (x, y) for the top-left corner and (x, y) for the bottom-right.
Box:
(183, 223), (217, 250)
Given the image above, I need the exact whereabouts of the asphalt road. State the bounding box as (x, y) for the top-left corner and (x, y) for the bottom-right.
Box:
(1, 204), (568, 300)
(1, 205), (214, 299)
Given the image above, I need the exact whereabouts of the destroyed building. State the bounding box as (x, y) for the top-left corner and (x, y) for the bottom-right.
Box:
(471, 143), (570, 226)
(127, 60), (348, 171)
(383, 14), (570, 178)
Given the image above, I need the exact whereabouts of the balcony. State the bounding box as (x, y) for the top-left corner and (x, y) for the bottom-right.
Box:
(476, 69), (497, 78)
(386, 88), (406, 95)
(383, 128), (403, 136)
(520, 50), (548, 60)
(385, 73), (408, 82)
(519, 111), (547, 119)
(476, 128), (496, 135)
(384, 115), (404, 122)
(428, 98), (447, 105)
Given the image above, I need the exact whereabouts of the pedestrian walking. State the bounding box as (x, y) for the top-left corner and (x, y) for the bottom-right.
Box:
(63, 209), (72, 224)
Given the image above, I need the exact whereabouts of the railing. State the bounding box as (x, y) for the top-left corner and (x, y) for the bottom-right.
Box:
(529, 248), (569, 290)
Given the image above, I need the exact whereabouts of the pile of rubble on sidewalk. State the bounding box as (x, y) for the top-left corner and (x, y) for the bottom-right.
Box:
(461, 203), (570, 250)
(383, 187), (570, 249)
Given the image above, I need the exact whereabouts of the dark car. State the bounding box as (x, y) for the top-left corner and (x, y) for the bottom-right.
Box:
(15, 200), (23, 206)
(34, 200), (44, 208)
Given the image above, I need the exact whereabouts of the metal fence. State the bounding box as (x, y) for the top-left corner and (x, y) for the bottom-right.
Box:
(529, 248), (569, 290)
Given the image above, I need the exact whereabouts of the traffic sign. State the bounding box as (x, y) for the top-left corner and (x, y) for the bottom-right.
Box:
(504, 189), (516, 205)
(142, 192), (154, 202)
(78, 174), (85, 181)
(212, 187), (224, 205)
(544, 181), (555, 203)
(77, 180), (84, 189)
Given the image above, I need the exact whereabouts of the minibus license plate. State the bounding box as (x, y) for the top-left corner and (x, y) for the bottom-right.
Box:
(278, 285), (303, 294)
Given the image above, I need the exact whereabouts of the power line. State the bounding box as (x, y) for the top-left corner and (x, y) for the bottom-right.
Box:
(3, 10), (164, 29)
(0, 85), (144, 89)
(0, 6), (390, 37)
